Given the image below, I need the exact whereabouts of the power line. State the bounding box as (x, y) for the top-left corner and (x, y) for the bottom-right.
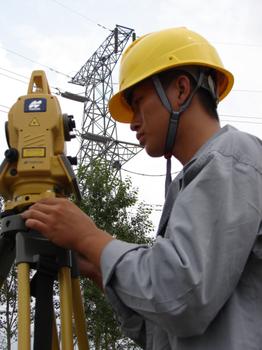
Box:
(130, 203), (164, 212)
(122, 168), (180, 177)
(215, 41), (262, 48)
(0, 104), (10, 109)
(221, 119), (262, 125)
(232, 89), (262, 94)
(49, 0), (111, 31)
(0, 72), (28, 85)
(220, 113), (262, 120)
(0, 47), (72, 79)
(0, 69), (77, 99)
(0, 67), (28, 80)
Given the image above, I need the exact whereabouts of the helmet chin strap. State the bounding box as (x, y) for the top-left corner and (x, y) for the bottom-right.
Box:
(152, 71), (204, 196)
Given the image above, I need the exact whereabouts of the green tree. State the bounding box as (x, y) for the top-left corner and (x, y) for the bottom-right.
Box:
(0, 198), (18, 349)
(77, 161), (154, 349)
(0, 265), (18, 350)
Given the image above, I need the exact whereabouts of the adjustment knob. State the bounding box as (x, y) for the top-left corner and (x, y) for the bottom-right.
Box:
(63, 114), (76, 141)
(68, 115), (76, 130)
(67, 156), (78, 165)
(5, 148), (19, 162)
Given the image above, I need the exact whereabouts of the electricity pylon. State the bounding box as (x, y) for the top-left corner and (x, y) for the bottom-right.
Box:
(71, 25), (143, 184)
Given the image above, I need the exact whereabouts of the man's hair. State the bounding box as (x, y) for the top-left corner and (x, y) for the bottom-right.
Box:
(158, 68), (219, 120)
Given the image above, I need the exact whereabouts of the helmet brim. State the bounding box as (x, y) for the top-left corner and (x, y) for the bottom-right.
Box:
(109, 92), (134, 123)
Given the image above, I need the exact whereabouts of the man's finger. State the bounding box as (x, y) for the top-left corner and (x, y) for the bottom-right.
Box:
(21, 208), (49, 222)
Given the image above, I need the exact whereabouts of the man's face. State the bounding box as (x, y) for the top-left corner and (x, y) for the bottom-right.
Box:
(129, 79), (170, 157)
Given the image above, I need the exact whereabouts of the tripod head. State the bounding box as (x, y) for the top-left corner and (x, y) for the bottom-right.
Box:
(0, 70), (81, 214)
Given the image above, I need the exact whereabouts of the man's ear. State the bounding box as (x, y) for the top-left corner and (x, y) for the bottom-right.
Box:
(168, 75), (191, 107)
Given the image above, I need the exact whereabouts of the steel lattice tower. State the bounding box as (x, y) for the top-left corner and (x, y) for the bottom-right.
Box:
(71, 25), (142, 176)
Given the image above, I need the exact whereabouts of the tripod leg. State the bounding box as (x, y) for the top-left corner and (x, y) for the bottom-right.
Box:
(52, 310), (60, 350)
(17, 262), (31, 350)
(71, 277), (90, 350)
(59, 266), (73, 350)
(0, 234), (15, 289)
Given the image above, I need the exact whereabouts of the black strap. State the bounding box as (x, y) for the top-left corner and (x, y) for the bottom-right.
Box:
(152, 71), (205, 155)
(31, 256), (58, 350)
(165, 157), (172, 197)
(152, 71), (205, 196)
(152, 75), (180, 156)
(152, 75), (173, 113)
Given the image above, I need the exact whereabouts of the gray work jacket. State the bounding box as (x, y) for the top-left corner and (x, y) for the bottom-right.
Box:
(101, 125), (262, 349)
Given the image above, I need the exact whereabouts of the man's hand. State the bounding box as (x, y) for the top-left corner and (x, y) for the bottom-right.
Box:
(21, 197), (113, 267)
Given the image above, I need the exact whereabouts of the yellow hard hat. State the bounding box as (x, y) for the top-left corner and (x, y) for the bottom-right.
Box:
(109, 27), (234, 123)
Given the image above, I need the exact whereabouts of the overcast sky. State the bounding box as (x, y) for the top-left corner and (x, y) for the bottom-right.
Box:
(1, 0), (262, 231)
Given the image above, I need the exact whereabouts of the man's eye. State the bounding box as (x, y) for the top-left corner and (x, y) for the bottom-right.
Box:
(124, 90), (133, 106)
(132, 96), (143, 107)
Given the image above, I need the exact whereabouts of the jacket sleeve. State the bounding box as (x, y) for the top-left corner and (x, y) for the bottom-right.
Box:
(101, 151), (262, 338)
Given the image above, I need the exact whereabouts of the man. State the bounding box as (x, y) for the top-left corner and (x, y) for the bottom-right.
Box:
(22, 27), (262, 349)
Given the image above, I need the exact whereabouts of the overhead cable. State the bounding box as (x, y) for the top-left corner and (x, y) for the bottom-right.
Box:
(0, 69), (86, 101)
(0, 47), (72, 79)
(0, 71), (28, 85)
(122, 168), (180, 177)
(49, 0), (111, 31)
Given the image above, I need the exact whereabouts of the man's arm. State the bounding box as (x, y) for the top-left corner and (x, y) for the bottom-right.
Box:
(100, 152), (262, 337)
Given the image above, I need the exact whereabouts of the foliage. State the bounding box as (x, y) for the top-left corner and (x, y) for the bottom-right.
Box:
(0, 198), (18, 349)
(77, 161), (154, 349)
(0, 265), (18, 350)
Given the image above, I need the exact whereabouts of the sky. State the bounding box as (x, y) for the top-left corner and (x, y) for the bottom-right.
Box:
(0, 1), (262, 348)
(1, 0), (262, 232)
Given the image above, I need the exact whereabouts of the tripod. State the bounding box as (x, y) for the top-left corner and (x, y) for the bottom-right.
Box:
(0, 212), (90, 350)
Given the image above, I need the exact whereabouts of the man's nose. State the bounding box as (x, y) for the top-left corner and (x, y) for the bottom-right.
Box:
(130, 119), (139, 132)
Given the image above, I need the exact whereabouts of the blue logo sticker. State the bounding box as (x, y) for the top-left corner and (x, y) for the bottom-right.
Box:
(24, 98), (47, 112)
